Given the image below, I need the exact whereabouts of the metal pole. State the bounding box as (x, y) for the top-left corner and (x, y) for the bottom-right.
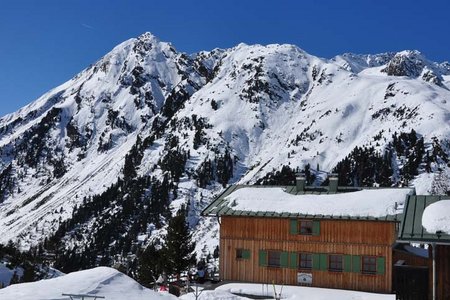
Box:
(432, 242), (436, 300)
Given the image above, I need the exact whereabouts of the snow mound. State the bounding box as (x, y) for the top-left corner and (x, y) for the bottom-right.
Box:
(225, 187), (413, 218)
(215, 283), (394, 300)
(0, 267), (176, 300)
(181, 289), (250, 300)
(422, 200), (450, 234)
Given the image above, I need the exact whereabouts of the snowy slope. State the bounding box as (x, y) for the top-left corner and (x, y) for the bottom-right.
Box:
(0, 267), (176, 300)
(0, 32), (449, 262)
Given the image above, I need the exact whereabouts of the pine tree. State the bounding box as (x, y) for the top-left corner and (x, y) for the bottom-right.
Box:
(162, 206), (196, 275)
(213, 246), (219, 260)
(216, 149), (233, 187)
(138, 242), (164, 287)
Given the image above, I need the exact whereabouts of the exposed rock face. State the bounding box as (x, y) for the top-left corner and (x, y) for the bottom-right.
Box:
(382, 50), (425, 77)
(381, 50), (445, 86)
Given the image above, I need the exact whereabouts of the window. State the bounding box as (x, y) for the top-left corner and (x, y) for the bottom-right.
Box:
(299, 253), (312, 269)
(362, 256), (377, 274)
(328, 255), (343, 272)
(236, 249), (250, 259)
(268, 251), (281, 267)
(299, 220), (313, 235)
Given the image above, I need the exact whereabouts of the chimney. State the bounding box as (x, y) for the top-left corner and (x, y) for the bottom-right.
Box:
(328, 173), (339, 193)
(296, 173), (306, 193)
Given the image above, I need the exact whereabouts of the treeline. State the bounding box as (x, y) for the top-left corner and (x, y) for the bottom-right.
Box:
(333, 129), (429, 186)
(194, 148), (234, 188)
(0, 242), (40, 287)
(256, 164), (315, 186)
(257, 130), (448, 188)
(42, 174), (173, 274)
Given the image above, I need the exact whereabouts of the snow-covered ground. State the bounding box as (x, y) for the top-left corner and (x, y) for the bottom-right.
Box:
(0, 267), (176, 300)
(0, 266), (397, 300)
(180, 283), (395, 300)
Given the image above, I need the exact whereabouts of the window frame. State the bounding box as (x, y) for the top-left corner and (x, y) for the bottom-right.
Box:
(236, 248), (250, 260)
(361, 256), (377, 275)
(328, 254), (343, 272)
(236, 248), (244, 259)
(299, 220), (313, 235)
(267, 250), (281, 268)
(299, 253), (312, 270)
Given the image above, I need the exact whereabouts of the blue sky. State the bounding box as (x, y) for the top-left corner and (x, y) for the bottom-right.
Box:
(1, 0), (449, 117)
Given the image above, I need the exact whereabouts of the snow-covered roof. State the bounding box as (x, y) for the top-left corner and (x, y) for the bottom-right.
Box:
(398, 195), (450, 243)
(225, 187), (411, 218)
(202, 185), (413, 220)
(422, 200), (450, 234)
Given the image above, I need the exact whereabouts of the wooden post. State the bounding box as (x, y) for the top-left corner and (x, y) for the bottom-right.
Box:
(432, 243), (436, 300)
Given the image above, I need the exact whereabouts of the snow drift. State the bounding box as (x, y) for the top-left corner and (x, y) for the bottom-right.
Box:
(0, 266), (175, 300)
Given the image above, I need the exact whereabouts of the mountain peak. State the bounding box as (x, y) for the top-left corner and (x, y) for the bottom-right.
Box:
(396, 49), (423, 57)
(137, 31), (161, 43)
(381, 49), (439, 81)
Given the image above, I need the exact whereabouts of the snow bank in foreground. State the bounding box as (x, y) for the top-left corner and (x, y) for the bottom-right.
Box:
(180, 289), (250, 300)
(422, 200), (450, 234)
(225, 188), (412, 217)
(0, 267), (176, 300)
(215, 283), (395, 300)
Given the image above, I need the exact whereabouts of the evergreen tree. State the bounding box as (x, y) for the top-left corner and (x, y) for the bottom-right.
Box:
(213, 245), (219, 260)
(162, 206), (196, 275)
(215, 149), (233, 187)
(138, 242), (164, 287)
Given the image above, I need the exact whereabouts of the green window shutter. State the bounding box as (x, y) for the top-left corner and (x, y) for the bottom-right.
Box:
(319, 253), (327, 270)
(280, 252), (289, 268)
(377, 257), (385, 275)
(352, 255), (361, 273)
(344, 255), (352, 272)
(259, 250), (267, 267)
(312, 220), (320, 236)
(312, 253), (321, 270)
(290, 219), (298, 234)
(243, 249), (251, 259)
(289, 252), (298, 269)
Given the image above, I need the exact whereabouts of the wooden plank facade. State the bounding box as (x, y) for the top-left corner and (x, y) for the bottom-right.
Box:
(220, 216), (396, 293)
(432, 245), (450, 300)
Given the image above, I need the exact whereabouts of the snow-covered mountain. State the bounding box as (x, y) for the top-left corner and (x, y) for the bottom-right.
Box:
(0, 32), (450, 268)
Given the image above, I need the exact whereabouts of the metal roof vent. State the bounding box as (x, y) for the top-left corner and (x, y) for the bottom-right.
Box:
(296, 173), (306, 193)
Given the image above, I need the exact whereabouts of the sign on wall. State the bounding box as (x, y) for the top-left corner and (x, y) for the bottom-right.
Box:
(297, 273), (312, 285)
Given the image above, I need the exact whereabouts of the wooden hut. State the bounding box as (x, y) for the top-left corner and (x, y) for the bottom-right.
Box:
(202, 176), (413, 294)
